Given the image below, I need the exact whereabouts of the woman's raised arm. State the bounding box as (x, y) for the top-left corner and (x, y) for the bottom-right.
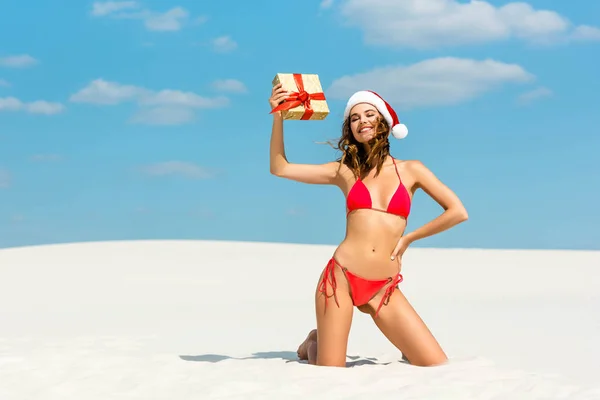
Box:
(269, 84), (340, 185)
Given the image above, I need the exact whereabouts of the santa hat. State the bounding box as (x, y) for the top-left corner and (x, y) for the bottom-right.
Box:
(343, 90), (408, 139)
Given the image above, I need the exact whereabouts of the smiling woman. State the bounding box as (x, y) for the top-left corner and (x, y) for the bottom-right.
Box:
(268, 85), (469, 367)
(334, 90), (408, 181)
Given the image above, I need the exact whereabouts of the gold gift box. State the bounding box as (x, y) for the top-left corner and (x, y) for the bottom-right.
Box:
(272, 73), (329, 120)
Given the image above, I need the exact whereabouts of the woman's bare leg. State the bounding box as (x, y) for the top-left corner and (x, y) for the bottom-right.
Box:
(366, 287), (447, 367)
(313, 263), (354, 367)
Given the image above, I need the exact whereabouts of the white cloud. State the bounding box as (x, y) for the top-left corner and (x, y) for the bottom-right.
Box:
(287, 207), (306, 216)
(129, 106), (195, 125)
(0, 97), (20, 111)
(29, 154), (63, 162)
(140, 89), (228, 108)
(70, 78), (229, 125)
(327, 57), (534, 109)
(0, 79), (9, 87)
(91, 1), (139, 16)
(0, 97), (65, 115)
(517, 86), (553, 105)
(0, 168), (10, 188)
(320, 0), (334, 9)
(139, 161), (213, 179)
(0, 54), (38, 68)
(92, 2), (193, 32)
(211, 79), (247, 93)
(332, 0), (600, 49)
(211, 36), (237, 53)
(70, 79), (149, 105)
(143, 7), (189, 31)
(11, 214), (25, 222)
(25, 101), (66, 115)
(570, 25), (600, 42)
(194, 15), (208, 25)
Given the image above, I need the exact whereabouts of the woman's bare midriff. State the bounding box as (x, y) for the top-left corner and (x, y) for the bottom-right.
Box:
(332, 210), (407, 279)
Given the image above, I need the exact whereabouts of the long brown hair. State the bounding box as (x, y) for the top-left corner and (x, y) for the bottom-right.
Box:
(329, 116), (391, 179)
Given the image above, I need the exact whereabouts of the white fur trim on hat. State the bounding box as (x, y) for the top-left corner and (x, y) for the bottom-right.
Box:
(343, 90), (408, 139)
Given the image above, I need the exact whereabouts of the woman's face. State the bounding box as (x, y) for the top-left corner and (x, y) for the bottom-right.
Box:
(349, 103), (381, 143)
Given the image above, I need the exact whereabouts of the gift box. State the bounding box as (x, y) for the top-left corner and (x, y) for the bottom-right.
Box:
(271, 73), (329, 120)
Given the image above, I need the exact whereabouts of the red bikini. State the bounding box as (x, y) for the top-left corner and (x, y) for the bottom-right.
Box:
(319, 157), (410, 317)
(346, 157), (411, 218)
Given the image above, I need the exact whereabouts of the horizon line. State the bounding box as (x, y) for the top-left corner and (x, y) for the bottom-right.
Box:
(0, 238), (598, 254)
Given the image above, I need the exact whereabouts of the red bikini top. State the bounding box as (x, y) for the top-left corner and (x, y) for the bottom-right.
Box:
(346, 157), (411, 218)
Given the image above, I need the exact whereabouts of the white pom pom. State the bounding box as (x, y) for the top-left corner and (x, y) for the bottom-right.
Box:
(391, 123), (408, 139)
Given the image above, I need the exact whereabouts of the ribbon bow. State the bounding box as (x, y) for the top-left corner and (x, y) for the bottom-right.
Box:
(270, 74), (326, 120)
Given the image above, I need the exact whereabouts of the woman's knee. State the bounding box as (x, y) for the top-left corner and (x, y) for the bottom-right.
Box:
(316, 337), (347, 367)
(317, 358), (346, 368)
(314, 301), (353, 367)
(408, 351), (448, 367)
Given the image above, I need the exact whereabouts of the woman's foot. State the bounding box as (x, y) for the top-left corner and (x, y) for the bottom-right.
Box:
(297, 329), (317, 364)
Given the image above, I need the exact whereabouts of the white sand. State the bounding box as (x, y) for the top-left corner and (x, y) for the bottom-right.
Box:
(1, 240), (599, 399)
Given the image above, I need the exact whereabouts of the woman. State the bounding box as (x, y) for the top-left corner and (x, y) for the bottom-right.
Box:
(269, 84), (468, 367)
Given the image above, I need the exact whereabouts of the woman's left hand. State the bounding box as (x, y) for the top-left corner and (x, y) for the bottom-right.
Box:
(391, 236), (411, 261)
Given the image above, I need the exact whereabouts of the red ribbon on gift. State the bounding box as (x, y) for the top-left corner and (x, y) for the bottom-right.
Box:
(270, 73), (326, 120)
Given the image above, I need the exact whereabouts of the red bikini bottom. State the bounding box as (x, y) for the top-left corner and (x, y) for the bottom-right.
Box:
(318, 257), (403, 317)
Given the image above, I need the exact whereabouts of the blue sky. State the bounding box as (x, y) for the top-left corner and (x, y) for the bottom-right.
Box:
(1, 0), (599, 250)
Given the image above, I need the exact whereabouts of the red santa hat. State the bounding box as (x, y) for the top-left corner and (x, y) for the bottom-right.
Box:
(343, 90), (408, 139)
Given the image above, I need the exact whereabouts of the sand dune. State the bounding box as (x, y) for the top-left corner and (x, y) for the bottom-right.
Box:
(1, 240), (599, 399)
